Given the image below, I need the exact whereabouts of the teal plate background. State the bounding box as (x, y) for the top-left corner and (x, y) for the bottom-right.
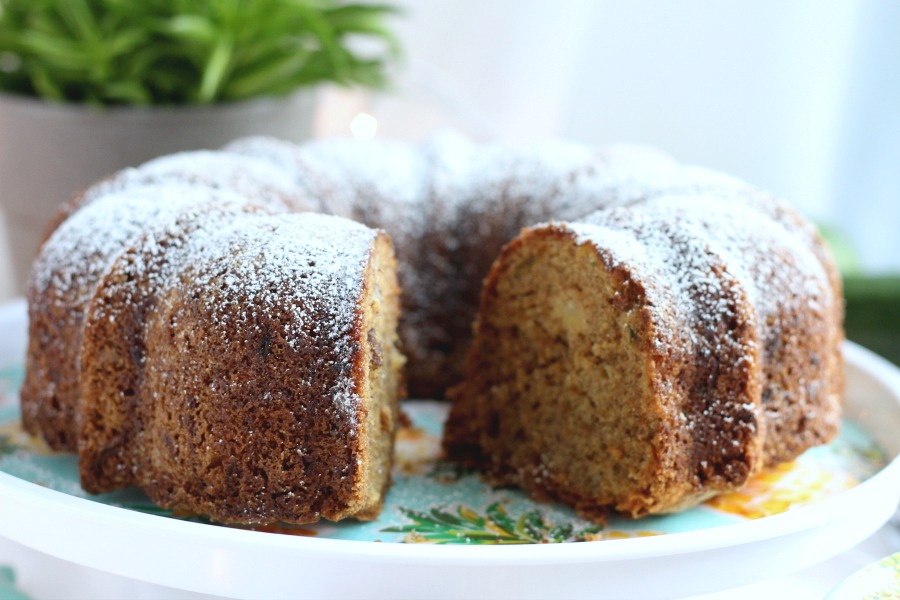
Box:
(0, 360), (888, 545)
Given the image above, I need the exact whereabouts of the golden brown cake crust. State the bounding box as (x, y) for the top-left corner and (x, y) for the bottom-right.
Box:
(137, 215), (396, 524)
(77, 197), (267, 493)
(22, 189), (209, 451)
(28, 187), (403, 523)
(134, 224), (369, 523)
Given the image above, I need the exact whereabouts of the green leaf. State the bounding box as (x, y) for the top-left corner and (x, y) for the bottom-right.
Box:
(485, 502), (516, 534)
(380, 524), (423, 533)
(547, 523), (574, 541)
(516, 510), (546, 541)
(0, 0), (401, 105)
(56, 0), (100, 43)
(30, 64), (65, 101)
(457, 505), (485, 527)
(383, 502), (609, 545)
(103, 79), (152, 104)
(17, 31), (91, 70)
(326, 4), (402, 55)
(575, 524), (604, 541)
(429, 507), (466, 527)
(223, 50), (310, 101)
(198, 35), (233, 103)
(105, 29), (148, 59)
(159, 15), (219, 45)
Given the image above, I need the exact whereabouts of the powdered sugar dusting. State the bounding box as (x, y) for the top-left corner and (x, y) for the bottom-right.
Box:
(87, 191), (272, 326)
(67, 150), (313, 222)
(215, 134), (838, 403)
(31, 185), (231, 304)
(28, 132), (839, 473)
(159, 212), (377, 422)
(567, 188), (831, 364)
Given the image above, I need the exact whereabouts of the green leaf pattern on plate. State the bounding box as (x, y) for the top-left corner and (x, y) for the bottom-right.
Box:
(381, 503), (603, 544)
(825, 551), (900, 600)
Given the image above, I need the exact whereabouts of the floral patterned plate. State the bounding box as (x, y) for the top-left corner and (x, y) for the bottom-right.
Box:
(0, 566), (30, 600)
(826, 551), (900, 600)
(0, 299), (899, 600)
(0, 401), (888, 545)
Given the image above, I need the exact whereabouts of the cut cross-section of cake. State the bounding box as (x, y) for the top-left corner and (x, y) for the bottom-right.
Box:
(444, 190), (842, 518)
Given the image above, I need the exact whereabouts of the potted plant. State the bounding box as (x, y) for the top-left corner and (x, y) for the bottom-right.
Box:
(0, 0), (399, 292)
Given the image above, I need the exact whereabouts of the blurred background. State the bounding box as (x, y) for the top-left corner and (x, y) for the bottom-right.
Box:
(365, 0), (899, 273)
(0, 0), (898, 353)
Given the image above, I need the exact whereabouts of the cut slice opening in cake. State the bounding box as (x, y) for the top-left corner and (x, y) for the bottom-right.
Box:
(447, 228), (666, 518)
(352, 231), (405, 519)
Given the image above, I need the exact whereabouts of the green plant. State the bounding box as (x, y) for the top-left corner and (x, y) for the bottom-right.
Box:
(382, 503), (604, 544)
(0, 0), (399, 105)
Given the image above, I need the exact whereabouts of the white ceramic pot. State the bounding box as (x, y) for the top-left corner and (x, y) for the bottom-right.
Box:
(0, 91), (317, 295)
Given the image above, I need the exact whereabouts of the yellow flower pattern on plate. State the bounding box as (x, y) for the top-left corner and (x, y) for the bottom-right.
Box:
(706, 460), (856, 519)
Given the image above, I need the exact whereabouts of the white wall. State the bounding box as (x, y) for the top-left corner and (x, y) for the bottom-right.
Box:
(367, 0), (898, 272)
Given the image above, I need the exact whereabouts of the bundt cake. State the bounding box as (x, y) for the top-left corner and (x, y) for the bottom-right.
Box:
(20, 133), (843, 524)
